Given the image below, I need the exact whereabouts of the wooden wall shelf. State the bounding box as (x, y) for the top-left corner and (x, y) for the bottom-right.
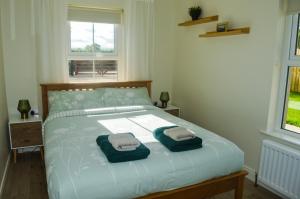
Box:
(178, 15), (218, 27)
(199, 27), (250, 38)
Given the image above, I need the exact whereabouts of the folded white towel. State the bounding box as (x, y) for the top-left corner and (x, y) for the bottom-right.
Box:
(108, 133), (141, 151)
(163, 127), (196, 141)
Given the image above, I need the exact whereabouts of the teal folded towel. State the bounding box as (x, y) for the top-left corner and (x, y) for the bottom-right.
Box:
(96, 135), (150, 163)
(154, 126), (202, 152)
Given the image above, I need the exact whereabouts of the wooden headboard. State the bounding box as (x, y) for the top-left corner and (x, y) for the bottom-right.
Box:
(40, 80), (152, 120)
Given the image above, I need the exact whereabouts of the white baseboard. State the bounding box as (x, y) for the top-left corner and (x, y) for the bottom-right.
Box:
(0, 152), (11, 198)
(243, 165), (256, 182)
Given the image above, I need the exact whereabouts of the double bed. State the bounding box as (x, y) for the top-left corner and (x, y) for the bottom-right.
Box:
(41, 80), (247, 199)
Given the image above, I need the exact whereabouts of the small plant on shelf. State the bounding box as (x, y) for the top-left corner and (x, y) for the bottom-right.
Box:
(189, 6), (202, 21)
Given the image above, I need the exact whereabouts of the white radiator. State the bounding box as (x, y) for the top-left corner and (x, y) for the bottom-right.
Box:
(258, 140), (300, 199)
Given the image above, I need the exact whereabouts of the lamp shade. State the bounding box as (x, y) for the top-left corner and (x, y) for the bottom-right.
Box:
(160, 92), (169, 108)
(17, 99), (31, 119)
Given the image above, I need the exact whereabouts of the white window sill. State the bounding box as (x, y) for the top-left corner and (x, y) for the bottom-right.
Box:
(260, 130), (300, 147)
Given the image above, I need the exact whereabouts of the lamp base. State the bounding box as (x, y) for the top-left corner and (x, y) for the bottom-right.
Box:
(20, 112), (29, 119)
(161, 101), (168, 108)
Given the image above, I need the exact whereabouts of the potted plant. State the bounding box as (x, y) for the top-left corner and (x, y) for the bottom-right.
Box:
(189, 6), (202, 21)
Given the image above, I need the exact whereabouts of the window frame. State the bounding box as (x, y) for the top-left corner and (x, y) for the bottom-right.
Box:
(66, 21), (122, 82)
(289, 15), (300, 61)
(276, 14), (300, 138)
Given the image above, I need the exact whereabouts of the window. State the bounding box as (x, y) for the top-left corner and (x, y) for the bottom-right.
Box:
(67, 7), (122, 82)
(280, 14), (300, 135)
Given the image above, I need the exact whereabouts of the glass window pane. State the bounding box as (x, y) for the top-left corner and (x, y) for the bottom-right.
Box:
(282, 66), (300, 133)
(94, 60), (118, 81)
(70, 22), (93, 53)
(94, 23), (115, 53)
(69, 60), (94, 79)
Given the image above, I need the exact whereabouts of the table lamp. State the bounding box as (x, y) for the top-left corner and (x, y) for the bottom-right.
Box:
(160, 92), (169, 108)
(17, 99), (31, 119)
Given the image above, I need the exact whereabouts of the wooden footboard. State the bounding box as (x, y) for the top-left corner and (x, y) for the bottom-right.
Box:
(138, 170), (248, 199)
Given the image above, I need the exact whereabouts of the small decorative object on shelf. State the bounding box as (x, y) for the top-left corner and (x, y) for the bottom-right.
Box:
(217, 22), (229, 32)
(160, 92), (170, 108)
(17, 99), (31, 119)
(189, 6), (202, 21)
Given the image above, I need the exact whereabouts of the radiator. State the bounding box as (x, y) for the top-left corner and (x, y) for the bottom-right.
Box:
(258, 140), (300, 199)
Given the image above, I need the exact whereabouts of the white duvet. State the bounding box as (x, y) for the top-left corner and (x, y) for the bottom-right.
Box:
(43, 105), (244, 199)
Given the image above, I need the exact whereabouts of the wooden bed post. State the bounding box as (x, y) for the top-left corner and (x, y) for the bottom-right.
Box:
(146, 81), (152, 97)
(235, 174), (245, 199)
(41, 85), (49, 121)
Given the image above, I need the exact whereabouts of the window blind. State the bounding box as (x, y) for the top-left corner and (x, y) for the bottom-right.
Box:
(286, 0), (300, 15)
(68, 6), (122, 24)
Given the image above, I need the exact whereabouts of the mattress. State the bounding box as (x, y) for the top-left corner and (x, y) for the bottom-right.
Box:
(43, 105), (244, 199)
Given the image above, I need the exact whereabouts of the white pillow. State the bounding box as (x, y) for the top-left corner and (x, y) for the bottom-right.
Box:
(101, 87), (152, 107)
(48, 90), (105, 113)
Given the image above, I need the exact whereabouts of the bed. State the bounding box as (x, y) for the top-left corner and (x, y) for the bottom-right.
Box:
(41, 80), (247, 199)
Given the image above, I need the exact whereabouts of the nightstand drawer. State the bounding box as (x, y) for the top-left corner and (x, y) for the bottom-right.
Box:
(165, 109), (180, 117)
(10, 122), (42, 148)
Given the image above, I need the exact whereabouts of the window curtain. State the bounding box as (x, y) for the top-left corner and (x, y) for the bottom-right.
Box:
(123, 0), (155, 81)
(34, 0), (68, 83)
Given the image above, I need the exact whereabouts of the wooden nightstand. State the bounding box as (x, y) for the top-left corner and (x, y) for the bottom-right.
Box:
(9, 115), (44, 163)
(161, 105), (180, 117)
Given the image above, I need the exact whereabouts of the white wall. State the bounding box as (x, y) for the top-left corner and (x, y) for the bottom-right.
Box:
(0, 3), (9, 192)
(172, 0), (285, 170)
(151, 0), (175, 102)
(0, 0), (175, 115)
(1, 0), (38, 115)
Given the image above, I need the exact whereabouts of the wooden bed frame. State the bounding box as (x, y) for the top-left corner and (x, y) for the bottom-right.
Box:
(40, 80), (248, 199)
(40, 80), (152, 120)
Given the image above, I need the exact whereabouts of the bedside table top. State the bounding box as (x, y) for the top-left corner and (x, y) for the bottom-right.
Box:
(160, 105), (180, 111)
(9, 114), (42, 124)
